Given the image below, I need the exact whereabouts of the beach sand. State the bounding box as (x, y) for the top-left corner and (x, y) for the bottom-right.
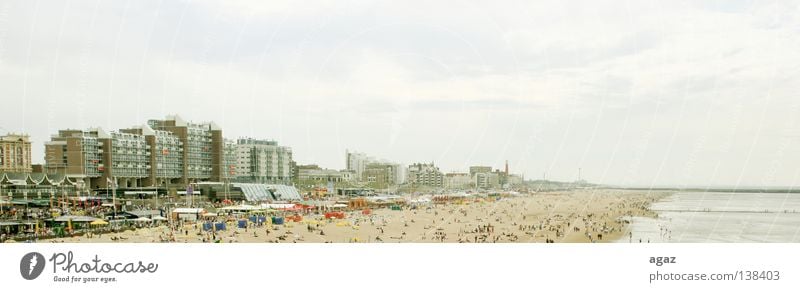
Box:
(53, 190), (669, 244)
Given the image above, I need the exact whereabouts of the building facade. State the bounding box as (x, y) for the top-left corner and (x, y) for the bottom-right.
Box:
(297, 166), (349, 183)
(122, 125), (185, 187)
(363, 162), (397, 189)
(234, 138), (293, 184)
(475, 172), (500, 189)
(0, 134), (32, 173)
(444, 172), (472, 190)
(221, 139), (237, 182)
(345, 150), (374, 180)
(469, 166), (492, 177)
(407, 162), (444, 188)
(45, 119), (216, 190)
(105, 131), (149, 188)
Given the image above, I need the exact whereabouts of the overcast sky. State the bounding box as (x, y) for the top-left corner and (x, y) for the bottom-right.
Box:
(1, 0), (799, 187)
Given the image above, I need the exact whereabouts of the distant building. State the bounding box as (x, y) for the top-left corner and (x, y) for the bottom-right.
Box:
(469, 166), (492, 177)
(296, 165), (349, 183)
(345, 150), (404, 185)
(407, 162), (444, 188)
(474, 172), (500, 189)
(392, 164), (407, 185)
(0, 134), (32, 173)
(363, 162), (397, 189)
(340, 170), (356, 182)
(104, 130), (149, 188)
(505, 173), (524, 187)
(345, 150), (374, 179)
(121, 125), (184, 187)
(234, 138), (293, 184)
(444, 172), (472, 190)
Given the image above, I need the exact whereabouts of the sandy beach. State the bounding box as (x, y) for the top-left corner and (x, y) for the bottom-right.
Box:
(50, 190), (669, 244)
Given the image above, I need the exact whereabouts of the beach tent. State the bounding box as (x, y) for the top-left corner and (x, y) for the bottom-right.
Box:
(260, 203), (296, 210)
(271, 217), (285, 225)
(214, 222), (226, 231)
(324, 212), (345, 219)
(237, 220), (247, 229)
(249, 215), (268, 224)
(202, 222), (213, 231)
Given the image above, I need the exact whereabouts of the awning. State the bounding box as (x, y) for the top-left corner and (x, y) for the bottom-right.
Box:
(90, 219), (109, 225)
(54, 216), (101, 222)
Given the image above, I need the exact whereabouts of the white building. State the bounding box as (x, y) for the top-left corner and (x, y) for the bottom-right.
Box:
(234, 138), (293, 184)
(345, 150), (374, 179)
(345, 150), (404, 185)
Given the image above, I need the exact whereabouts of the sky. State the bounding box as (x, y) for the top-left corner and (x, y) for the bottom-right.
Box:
(1, 0), (799, 187)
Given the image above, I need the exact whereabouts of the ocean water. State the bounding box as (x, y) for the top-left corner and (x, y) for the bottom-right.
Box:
(618, 192), (800, 243)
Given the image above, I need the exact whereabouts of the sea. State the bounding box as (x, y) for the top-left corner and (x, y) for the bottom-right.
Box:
(617, 192), (800, 243)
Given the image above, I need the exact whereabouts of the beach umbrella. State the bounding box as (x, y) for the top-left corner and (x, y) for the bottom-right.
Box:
(90, 219), (109, 225)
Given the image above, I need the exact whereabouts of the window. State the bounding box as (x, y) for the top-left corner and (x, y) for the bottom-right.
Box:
(0, 146), (3, 165)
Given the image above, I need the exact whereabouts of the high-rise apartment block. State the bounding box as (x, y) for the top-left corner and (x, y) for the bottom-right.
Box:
(233, 138), (293, 184)
(147, 115), (225, 184)
(42, 115), (229, 189)
(44, 129), (104, 187)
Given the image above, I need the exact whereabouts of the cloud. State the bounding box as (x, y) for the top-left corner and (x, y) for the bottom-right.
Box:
(1, 0), (800, 186)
